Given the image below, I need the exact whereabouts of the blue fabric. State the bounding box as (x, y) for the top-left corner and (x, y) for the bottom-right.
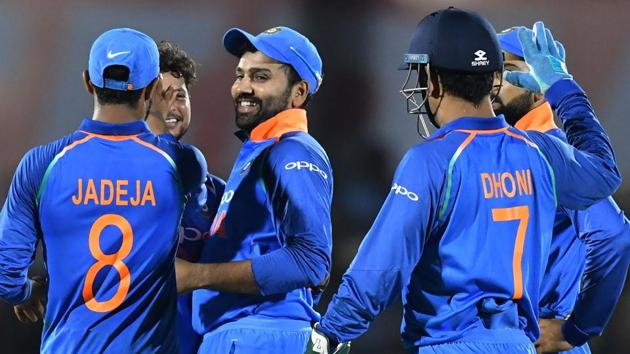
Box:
(407, 328), (535, 354)
(527, 79), (620, 210)
(0, 118), (205, 353)
(193, 128), (333, 335)
(318, 79), (620, 349)
(536, 129), (630, 347)
(176, 174), (225, 354)
(548, 343), (591, 354)
(197, 317), (311, 354)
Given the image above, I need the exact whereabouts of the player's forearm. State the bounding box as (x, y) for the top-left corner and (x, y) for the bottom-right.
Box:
(563, 226), (630, 346)
(251, 236), (330, 296)
(175, 258), (260, 295)
(0, 271), (31, 305)
(546, 79), (621, 196)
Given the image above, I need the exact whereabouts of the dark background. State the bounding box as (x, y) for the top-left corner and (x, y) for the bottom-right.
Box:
(1, 0), (629, 353)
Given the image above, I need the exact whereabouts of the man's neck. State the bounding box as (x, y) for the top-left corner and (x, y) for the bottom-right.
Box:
(437, 95), (495, 126)
(92, 104), (144, 124)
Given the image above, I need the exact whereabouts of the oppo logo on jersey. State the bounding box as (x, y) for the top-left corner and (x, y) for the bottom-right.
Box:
(391, 183), (419, 202)
(178, 225), (211, 243)
(284, 161), (328, 179)
(220, 190), (235, 205)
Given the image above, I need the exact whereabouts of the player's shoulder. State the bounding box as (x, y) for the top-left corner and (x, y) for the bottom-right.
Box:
(20, 131), (86, 170)
(148, 135), (207, 170)
(404, 130), (468, 166)
(268, 131), (329, 166)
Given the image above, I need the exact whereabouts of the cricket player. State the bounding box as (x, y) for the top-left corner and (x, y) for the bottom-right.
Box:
(495, 27), (630, 354)
(0, 28), (206, 353)
(174, 26), (333, 353)
(143, 40), (226, 354)
(304, 8), (620, 354)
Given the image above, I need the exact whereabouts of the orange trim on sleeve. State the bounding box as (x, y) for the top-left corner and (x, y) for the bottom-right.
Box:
(129, 136), (175, 164)
(79, 132), (175, 167)
(503, 130), (539, 149)
(79, 131), (139, 141)
(249, 109), (308, 142)
(456, 127), (509, 134)
(514, 103), (557, 133)
(61, 135), (96, 154)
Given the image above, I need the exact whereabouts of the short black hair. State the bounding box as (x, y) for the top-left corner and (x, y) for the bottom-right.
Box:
(157, 40), (197, 88)
(432, 67), (495, 107)
(93, 65), (144, 107)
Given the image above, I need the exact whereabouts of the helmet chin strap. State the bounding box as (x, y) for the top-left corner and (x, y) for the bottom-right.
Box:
(424, 66), (444, 130)
(490, 68), (504, 104)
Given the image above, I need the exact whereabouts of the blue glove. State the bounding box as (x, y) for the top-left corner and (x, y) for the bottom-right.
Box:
(504, 21), (572, 93)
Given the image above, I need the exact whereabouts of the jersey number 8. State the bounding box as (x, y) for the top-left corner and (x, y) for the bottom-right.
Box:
(82, 214), (133, 312)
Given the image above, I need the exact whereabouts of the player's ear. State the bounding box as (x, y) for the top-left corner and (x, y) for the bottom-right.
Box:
(83, 70), (94, 95)
(144, 77), (158, 100)
(290, 81), (308, 108)
(429, 67), (442, 98)
(530, 91), (546, 110)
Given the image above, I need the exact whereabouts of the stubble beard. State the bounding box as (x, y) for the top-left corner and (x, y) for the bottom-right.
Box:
(234, 88), (292, 133)
(494, 92), (535, 126)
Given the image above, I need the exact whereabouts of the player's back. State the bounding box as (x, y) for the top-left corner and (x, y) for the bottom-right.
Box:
(37, 120), (191, 354)
(404, 123), (556, 347)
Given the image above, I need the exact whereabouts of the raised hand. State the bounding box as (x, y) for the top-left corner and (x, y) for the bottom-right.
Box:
(504, 21), (572, 93)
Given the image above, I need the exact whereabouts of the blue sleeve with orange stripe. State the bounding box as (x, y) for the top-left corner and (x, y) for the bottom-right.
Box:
(250, 136), (333, 296)
(561, 198), (630, 346)
(319, 144), (437, 343)
(525, 79), (621, 210)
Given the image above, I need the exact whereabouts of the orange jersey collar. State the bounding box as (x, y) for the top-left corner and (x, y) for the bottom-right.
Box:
(249, 108), (308, 142)
(514, 102), (557, 133)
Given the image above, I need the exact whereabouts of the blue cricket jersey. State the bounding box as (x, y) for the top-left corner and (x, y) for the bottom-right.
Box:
(176, 173), (225, 354)
(516, 103), (630, 348)
(0, 119), (206, 354)
(192, 108), (333, 334)
(318, 79), (621, 349)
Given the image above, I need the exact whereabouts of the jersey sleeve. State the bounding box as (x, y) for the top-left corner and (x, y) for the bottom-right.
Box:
(250, 138), (333, 296)
(527, 79), (621, 210)
(0, 147), (51, 304)
(319, 145), (439, 343)
(561, 197), (630, 346)
(206, 173), (226, 217)
(177, 144), (208, 209)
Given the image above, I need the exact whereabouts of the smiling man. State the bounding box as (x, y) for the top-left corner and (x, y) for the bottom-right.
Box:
(174, 26), (333, 353)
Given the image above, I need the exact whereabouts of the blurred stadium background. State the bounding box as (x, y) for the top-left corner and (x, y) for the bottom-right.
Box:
(1, 0), (629, 353)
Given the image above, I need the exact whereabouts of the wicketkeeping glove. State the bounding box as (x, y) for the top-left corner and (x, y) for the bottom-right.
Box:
(304, 323), (351, 354)
(504, 21), (572, 93)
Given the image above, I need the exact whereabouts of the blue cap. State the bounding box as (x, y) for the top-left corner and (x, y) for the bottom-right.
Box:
(223, 26), (323, 94)
(497, 27), (533, 58)
(401, 7), (503, 73)
(88, 28), (159, 91)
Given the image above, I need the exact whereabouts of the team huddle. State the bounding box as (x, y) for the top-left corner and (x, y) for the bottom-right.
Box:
(0, 6), (628, 354)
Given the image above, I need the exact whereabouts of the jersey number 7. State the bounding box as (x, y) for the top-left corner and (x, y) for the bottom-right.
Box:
(82, 214), (133, 312)
(491, 205), (530, 300)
